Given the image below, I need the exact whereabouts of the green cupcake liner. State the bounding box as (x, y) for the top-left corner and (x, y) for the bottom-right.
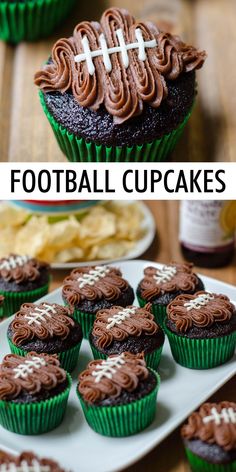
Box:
(72, 308), (95, 340)
(185, 448), (236, 472)
(137, 294), (167, 328)
(39, 91), (192, 163)
(77, 369), (160, 437)
(0, 282), (49, 318)
(8, 337), (81, 373)
(0, 0), (76, 44)
(90, 343), (163, 371)
(165, 326), (236, 369)
(0, 373), (71, 435)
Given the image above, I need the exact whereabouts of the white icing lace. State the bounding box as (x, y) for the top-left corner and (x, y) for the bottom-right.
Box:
(0, 461), (51, 472)
(13, 357), (46, 379)
(153, 266), (177, 284)
(25, 304), (56, 326)
(184, 293), (214, 311)
(77, 266), (110, 288)
(203, 407), (236, 425)
(0, 255), (30, 271)
(74, 28), (157, 75)
(92, 354), (125, 383)
(106, 307), (137, 329)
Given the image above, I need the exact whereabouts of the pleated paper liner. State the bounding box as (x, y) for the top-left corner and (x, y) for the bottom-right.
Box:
(77, 369), (160, 437)
(137, 294), (167, 328)
(0, 0), (76, 43)
(90, 343), (163, 371)
(0, 373), (72, 435)
(165, 326), (236, 369)
(0, 282), (49, 318)
(71, 308), (96, 340)
(39, 91), (192, 163)
(185, 448), (236, 472)
(8, 337), (82, 373)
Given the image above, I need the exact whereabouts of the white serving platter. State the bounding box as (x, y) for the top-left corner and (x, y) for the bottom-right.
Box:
(0, 260), (235, 472)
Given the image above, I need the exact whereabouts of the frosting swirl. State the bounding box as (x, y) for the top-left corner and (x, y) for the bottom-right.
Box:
(9, 302), (75, 346)
(92, 304), (158, 349)
(181, 402), (236, 451)
(78, 352), (149, 404)
(0, 451), (67, 472)
(0, 353), (66, 401)
(62, 265), (129, 305)
(167, 291), (235, 333)
(0, 254), (49, 284)
(139, 262), (198, 301)
(34, 7), (206, 124)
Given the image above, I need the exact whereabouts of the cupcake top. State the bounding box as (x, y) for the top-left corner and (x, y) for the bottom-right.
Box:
(35, 7), (206, 124)
(0, 450), (67, 472)
(181, 401), (236, 451)
(62, 265), (129, 305)
(92, 304), (159, 349)
(139, 263), (198, 300)
(78, 352), (149, 404)
(0, 352), (66, 401)
(9, 302), (76, 347)
(0, 254), (49, 285)
(167, 291), (235, 333)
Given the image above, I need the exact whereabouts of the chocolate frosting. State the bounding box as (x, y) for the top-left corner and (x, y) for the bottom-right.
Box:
(0, 254), (49, 284)
(78, 352), (149, 404)
(62, 265), (129, 306)
(0, 450), (67, 472)
(9, 302), (75, 346)
(34, 7), (206, 124)
(167, 291), (235, 333)
(0, 352), (66, 401)
(139, 263), (198, 301)
(92, 303), (158, 349)
(181, 402), (236, 451)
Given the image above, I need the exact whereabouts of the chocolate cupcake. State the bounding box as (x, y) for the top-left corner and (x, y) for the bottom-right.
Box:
(62, 265), (134, 338)
(89, 304), (164, 370)
(34, 7), (206, 163)
(0, 352), (71, 435)
(181, 401), (236, 471)
(137, 262), (204, 327)
(0, 0), (76, 44)
(165, 291), (236, 369)
(0, 254), (50, 317)
(7, 302), (83, 372)
(77, 352), (160, 437)
(0, 450), (67, 472)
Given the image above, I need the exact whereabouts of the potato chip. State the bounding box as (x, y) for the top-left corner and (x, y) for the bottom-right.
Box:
(78, 207), (116, 243)
(0, 202), (28, 228)
(0, 227), (18, 256)
(87, 240), (134, 260)
(53, 247), (85, 263)
(15, 216), (51, 257)
(47, 216), (81, 251)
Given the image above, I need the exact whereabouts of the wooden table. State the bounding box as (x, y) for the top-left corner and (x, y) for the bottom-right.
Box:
(0, 0), (236, 161)
(50, 201), (235, 472)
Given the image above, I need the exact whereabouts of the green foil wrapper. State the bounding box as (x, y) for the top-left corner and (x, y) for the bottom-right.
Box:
(137, 294), (167, 328)
(0, 0), (76, 44)
(39, 91), (192, 163)
(0, 373), (72, 435)
(8, 337), (81, 373)
(77, 369), (160, 437)
(165, 326), (236, 369)
(185, 448), (236, 472)
(90, 343), (163, 371)
(0, 282), (49, 318)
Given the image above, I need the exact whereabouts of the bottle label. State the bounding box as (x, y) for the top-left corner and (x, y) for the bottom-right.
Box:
(180, 201), (235, 251)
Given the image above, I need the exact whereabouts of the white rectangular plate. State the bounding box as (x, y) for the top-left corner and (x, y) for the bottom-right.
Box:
(0, 260), (235, 472)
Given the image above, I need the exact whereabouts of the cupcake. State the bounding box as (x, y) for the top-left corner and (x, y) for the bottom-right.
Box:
(0, 450), (67, 471)
(89, 304), (164, 370)
(0, 0), (76, 44)
(77, 352), (160, 437)
(0, 254), (50, 317)
(181, 401), (236, 471)
(7, 302), (83, 372)
(62, 265), (134, 338)
(34, 7), (206, 163)
(0, 352), (71, 434)
(165, 291), (236, 369)
(136, 262), (204, 327)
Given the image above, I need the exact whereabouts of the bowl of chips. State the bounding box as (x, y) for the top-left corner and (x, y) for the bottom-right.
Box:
(0, 201), (155, 268)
